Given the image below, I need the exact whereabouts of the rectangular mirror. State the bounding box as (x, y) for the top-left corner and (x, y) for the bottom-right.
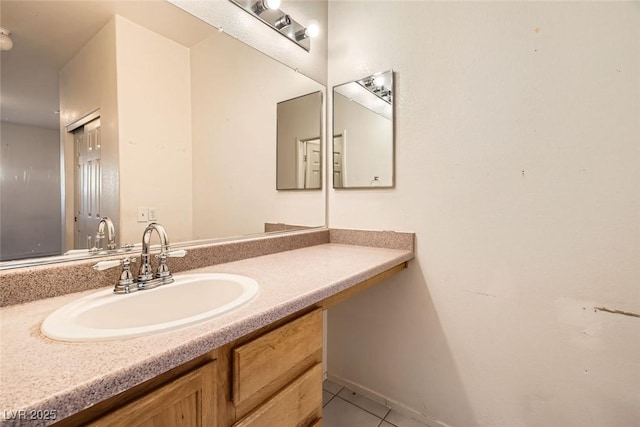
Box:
(333, 70), (394, 188)
(276, 91), (323, 190)
(0, 0), (325, 267)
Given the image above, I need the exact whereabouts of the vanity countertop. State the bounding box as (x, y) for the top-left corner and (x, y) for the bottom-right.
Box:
(0, 242), (413, 426)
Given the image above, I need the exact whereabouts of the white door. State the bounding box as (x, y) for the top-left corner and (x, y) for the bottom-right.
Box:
(73, 117), (102, 249)
(333, 130), (347, 187)
(333, 134), (343, 188)
(305, 139), (321, 189)
(296, 138), (321, 189)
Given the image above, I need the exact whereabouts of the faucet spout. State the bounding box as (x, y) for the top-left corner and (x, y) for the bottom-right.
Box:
(96, 217), (116, 250)
(141, 223), (170, 255)
(137, 223), (172, 287)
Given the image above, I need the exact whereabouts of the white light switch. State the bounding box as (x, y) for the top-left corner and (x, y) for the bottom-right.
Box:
(137, 207), (148, 222)
(148, 207), (158, 221)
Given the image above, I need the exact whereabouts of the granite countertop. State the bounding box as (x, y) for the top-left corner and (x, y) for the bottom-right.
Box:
(0, 243), (413, 426)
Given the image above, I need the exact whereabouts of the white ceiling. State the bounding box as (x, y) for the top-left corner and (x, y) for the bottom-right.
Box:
(1, 0), (216, 130)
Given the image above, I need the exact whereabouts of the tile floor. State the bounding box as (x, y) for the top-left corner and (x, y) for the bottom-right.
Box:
(323, 380), (429, 427)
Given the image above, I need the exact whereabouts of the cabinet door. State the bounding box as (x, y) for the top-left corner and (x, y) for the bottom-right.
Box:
(233, 309), (322, 407)
(233, 363), (322, 427)
(91, 361), (216, 427)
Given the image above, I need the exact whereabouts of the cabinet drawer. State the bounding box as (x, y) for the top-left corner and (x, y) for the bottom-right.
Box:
(232, 309), (322, 406)
(233, 363), (322, 427)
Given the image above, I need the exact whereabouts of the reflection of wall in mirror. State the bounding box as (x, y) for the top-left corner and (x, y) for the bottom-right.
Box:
(276, 92), (322, 190)
(61, 15), (195, 247)
(0, 122), (61, 261)
(190, 32), (324, 240)
(60, 17), (119, 251)
(333, 92), (392, 187)
(115, 16), (193, 245)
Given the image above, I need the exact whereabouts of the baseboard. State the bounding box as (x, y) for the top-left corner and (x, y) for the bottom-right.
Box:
(326, 373), (453, 427)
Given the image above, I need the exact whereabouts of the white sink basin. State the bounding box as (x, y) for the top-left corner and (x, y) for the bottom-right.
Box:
(41, 273), (259, 342)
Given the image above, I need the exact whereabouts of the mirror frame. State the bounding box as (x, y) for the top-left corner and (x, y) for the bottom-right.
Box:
(332, 70), (395, 189)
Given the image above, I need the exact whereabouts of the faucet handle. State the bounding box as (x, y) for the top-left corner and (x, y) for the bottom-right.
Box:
(93, 259), (122, 271)
(166, 249), (187, 258)
(155, 249), (187, 259)
(93, 257), (137, 271)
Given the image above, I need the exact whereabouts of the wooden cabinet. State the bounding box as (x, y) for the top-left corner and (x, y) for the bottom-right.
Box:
(90, 360), (216, 427)
(57, 309), (323, 427)
(231, 309), (323, 427)
(233, 364), (322, 427)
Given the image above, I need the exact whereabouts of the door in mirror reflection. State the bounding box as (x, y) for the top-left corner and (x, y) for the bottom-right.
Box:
(333, 70), (394, 188)
(276, 91), (323, 190)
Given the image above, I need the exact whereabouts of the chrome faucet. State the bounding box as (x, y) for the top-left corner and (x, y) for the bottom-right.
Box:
(94, 217), (116, 251)
(137, 223), (173, 289)
(92, 222), (187, 294)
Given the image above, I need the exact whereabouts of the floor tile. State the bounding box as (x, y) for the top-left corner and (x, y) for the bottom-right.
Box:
(337, 388), (390, 418)
(380, 422), (396, 427)
(385, 410), (429, 427)
(323, 379), (344, 395)
(323, 396), (383, 427)
(323, 390), (335, 407)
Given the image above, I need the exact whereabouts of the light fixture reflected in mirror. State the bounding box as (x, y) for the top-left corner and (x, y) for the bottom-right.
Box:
(274, 14), (291, 30)
(0, 27), (13, 51)
(294, 23), (319, 41)
(252, 0), (280, 15)
(229, 0), (318, 51)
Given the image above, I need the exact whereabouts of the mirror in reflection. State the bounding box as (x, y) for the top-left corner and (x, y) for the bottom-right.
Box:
(276, 91), (323, 190)
(0, 0), (325, 265)
(332, 70), (394, 188)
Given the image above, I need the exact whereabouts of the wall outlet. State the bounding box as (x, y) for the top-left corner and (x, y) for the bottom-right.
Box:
(148, 207), (158, 221)
(137, 207), (148, 223)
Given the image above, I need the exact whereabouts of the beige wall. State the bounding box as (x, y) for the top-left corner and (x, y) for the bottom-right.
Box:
(327, 2), (640, 426)
(190, 31), (325, 240)
(115, 16), (193, 245)
(59, 18), (119, 251)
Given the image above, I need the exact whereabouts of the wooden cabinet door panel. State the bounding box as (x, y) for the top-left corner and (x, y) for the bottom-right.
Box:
(233, 363), (322, 427)
(232, 309), (322, 406)
(91, 361), (216, 427)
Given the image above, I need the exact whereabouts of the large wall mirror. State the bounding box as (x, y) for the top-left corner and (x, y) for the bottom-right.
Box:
(276, 91), (323, 190)
(0, 0), (325, 267)
(333, 70), (394, 188)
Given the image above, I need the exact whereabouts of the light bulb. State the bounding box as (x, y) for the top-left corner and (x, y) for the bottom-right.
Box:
(0, 28), (13, 51)
(373, 76), (385, 87)
(295, 23), (320, 41)
(306, 23), (320, 38)
(264, 0), (281, 9)
(252, 0), (280, 14)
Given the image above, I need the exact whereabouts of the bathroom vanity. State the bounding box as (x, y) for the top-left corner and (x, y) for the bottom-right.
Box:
(60, 308), (324, 426)
(0, 229), (414, 427)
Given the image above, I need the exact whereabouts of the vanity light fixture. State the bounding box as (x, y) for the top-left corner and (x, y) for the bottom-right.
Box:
(0, 27), (13, 51)
(358, 74), (393, 104)
(229, 0), (318, 51)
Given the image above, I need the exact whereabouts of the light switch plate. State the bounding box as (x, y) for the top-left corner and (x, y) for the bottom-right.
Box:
(148, 207), (158, 221)
(137, 207), (148, 222)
